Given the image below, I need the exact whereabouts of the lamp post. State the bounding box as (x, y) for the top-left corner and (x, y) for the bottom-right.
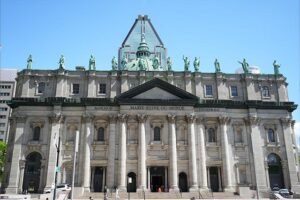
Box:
(71, 130), (79, 200)
(53, 135), (61, 200)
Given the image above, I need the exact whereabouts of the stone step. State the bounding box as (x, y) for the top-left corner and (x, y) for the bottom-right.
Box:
(78, 191), (240, 199)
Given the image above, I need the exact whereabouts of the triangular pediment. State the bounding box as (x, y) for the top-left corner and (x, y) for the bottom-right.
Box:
(116, 78), (198, 106)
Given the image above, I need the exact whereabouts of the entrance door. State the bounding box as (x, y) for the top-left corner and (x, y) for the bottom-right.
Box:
(209, 167), (219, 192)
(94, 167), (103, 192)
(127, 172), (136, 192)
(23, 152), (42, 193)
(268, 153), (284, 189)
(150, 167), (165, 192)
(179, 172), (188, 192)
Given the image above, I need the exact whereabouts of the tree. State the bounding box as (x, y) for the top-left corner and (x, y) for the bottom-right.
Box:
(0, 141), (7, 181)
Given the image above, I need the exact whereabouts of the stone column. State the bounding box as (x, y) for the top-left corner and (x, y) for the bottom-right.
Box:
(197, 118), (208, 190)
(107, 115), (117, 188)
(6, 116), (26, 194)
(38, 160), (46, 192)
(247, 116), (267, 191)
(82, 114), (94, 192)
(18, 160), (26, 193)
(280, 118), (299, 190)
(137, 114), (147, 191)
(264, 161), (270, 188)
(219, 116), (233, 191)
(44, 114), (65, 191)
(118, 114), (128, 191)
(235, 164), (240, 185)
(186, 114), (198, 191)
(168, 114), (179, 191)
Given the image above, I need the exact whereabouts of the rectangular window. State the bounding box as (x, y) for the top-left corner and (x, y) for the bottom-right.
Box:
(231, 86), (238, 97)
(72, 84), (80, 94)
(0, 115), (6, 119)
(38, 82), (45, 94)
(205, 85), (213, 97)
(262, 86), (270, 97)
(0, 93), (10, 96)
(0, 85), (11, 89)
(99, 83), (106, 94)
(0, 107), (8, 111)
(0, 131), (4, 135)
(0, 123), (5, 127)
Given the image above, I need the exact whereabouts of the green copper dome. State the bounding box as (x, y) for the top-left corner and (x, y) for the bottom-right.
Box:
(136, 33), (150, 58)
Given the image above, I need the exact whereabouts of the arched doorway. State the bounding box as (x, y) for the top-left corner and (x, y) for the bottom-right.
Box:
(268, 153), (284, 189)
(127, 172), (136, 192)
(23, 152), (42, 193)
(179, 172), (188, 192)
(94, 167), (104, 192)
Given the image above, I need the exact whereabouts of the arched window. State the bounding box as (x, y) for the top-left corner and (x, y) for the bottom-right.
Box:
(154, 127), (161, 141)
(262, 86), (270, 97)
(268, 129), (276, 143)
(97, 127), (105, 141)
(208, 128), (216, 143)
(33, 127), (40, 141)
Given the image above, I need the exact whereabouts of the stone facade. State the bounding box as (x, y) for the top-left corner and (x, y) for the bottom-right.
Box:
(3, 16), (300, 197)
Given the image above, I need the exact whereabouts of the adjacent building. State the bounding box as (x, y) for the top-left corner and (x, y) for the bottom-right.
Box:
(3, 15), (300, 198)
(0, 69), (17, 142)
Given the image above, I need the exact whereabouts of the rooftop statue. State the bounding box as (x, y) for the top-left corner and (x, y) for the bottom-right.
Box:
(183, 56), (190, 71)
(238, 58), (249, 74)
(273, 60), (280, 76)
(26, 54), (32, 69)
(89, 55), (96, 70)
(152, 55), (160, 70)
(214, 59), (221, 72)
(138, 58), (147, 70)
(167, 57), (172, 71)
(112, 56), (118, 70)
(193, 57), (200, 72)
(59, 55), (65, 69)
(121, 56), (128, 70)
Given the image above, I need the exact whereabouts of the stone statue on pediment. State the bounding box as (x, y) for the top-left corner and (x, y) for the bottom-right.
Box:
(238, 58), (249, 74)
(112, 56), (118, 70)
(138, 58), (147, 70)
(27, 54), (32, 69)
(121, 56), (128, 70)
(167, 57), (172, 71)
(183, 55), (190, 71)
(214, 59), (221, 72)
(89, 55), (96, 70)
(59, 55), (65, 69)
(193, 57), (200, 72)
(273, 60), (280, 75)
(152, 55), (160, 69)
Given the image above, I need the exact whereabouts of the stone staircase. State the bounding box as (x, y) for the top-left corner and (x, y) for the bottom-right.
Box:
(78, 191), (240, 199)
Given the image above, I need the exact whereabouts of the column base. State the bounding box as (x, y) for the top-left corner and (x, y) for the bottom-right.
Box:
(189, 185), (199, 192)
(169, 187), (179, 192)
(223, 186), (235, 192)
(137, 187), (148, 192)
(5, 186), (18, 194)
(199, 186), (209, 192)
(84, 187), (90, 193)
(118, 186), (127, 192)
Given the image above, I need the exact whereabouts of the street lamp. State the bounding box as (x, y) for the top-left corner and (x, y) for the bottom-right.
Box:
(71, 130), (79, 200)
(53, 135), (61, 200)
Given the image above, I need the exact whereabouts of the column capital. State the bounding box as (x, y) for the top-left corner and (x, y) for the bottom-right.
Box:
(218, 116), (231, 125)
(167, 114), (176, 123)
(109, 114), (118, 123)
(81, 113), (94, 123)
(14, 115), (27, 123)
(118, 114), (128, 123)
(49, 113), (65, 124)
(185, 114), (196, 124)
(137, 114), (148, 123)
(244, 116), (260, 126)
(280, 118), (292, 127)
(196, 116), (205, 124)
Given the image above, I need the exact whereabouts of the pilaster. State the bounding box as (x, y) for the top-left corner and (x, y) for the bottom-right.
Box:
(107, 115), (117, 188)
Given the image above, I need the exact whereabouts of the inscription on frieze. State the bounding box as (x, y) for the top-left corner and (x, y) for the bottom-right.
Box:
(94, 106), (113, 111)
(195, 108), (221, 112)
(130, 106), (184, 111)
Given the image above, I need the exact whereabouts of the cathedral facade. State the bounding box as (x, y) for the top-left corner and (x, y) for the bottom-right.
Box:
(3, 15), (300, 197)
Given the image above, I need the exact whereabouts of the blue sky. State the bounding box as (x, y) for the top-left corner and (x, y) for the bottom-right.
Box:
(1, 1), (299, 122)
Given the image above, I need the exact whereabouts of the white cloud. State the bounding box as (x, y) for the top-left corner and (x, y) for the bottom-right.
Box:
(294, 121), (300, 147)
